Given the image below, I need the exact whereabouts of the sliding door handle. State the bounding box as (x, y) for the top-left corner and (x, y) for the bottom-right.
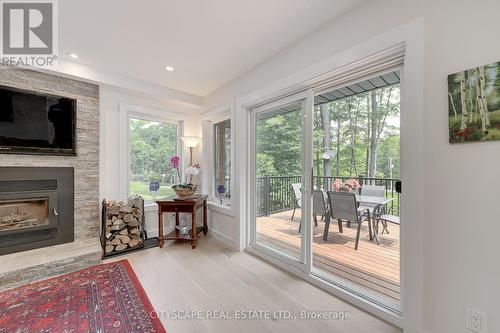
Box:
(395, 181), (402, 194)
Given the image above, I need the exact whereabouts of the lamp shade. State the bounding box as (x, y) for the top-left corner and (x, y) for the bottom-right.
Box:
(181, 136), (201, 148)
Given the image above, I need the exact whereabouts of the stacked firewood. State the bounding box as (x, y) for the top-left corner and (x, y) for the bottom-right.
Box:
(103, 196), (144, 254)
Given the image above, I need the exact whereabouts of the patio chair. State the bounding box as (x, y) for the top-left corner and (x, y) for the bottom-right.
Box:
(325, 191), (370, 250)
(360, 185), (385, 204)
(377, 214), (400, 235)
(290, 183), (302, 221)
(356, 184), (385, 230)
(298, 189), (327, 233)
(313, 189), (328, 226)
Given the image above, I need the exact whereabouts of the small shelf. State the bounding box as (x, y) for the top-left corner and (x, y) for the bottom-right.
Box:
(164, 226), (206, 241)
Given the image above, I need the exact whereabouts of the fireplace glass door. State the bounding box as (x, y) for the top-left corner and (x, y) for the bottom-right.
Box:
(0, 198), (50, 232)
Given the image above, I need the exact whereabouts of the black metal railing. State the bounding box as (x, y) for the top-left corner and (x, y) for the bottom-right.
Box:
(256, 175), (400, 217)
(256, 175), (301, 216)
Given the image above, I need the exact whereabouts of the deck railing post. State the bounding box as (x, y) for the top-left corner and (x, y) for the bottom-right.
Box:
(264, 175), (270, 216)
(358, 175), (364, 192)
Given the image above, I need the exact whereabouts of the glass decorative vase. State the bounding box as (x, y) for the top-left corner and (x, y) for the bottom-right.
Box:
(176, 214), (192, 235)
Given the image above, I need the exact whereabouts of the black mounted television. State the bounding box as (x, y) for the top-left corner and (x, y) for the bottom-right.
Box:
(0, 86), (76, 155)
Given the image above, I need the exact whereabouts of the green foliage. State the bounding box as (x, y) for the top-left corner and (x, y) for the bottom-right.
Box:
(147, 171), (162, 182)
(316, 86), (400, 178)
(256, 107), (303, 176)
(129, 119), (177, 185)
(214, 119), (232, 193)
(256, 85), (400, 179)
(377, 136), (400, 178)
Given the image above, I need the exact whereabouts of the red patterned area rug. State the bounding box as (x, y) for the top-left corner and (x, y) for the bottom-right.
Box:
(0, 259), (166, 333)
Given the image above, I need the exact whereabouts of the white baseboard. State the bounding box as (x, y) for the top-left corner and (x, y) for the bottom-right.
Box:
(209, 228), (238, 250)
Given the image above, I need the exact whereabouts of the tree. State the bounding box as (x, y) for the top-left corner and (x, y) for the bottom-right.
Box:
(257, 84), (401, 182)
(377, 135), (400, 179)
(129, 119), (177, 183)
(320, 104), (331, 177)
(368, 91), (378, 177)
(366, 87), (397, 177)
(256, 109), (302, 177)
(467, 69), (477, 123)
(459, 71), (469, 130)
(475, 67), (490, 132)
(347, 97), (361, 176)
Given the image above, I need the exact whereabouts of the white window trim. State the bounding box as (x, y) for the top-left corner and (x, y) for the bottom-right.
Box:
(201, 102), (235, 216)
(118, 102), (187, 205)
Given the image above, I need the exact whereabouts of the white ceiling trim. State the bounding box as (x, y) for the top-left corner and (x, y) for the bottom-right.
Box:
(34, 59), (203, 109)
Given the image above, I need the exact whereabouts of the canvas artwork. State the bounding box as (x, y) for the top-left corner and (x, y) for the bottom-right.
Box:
(448, 61), (500, 143)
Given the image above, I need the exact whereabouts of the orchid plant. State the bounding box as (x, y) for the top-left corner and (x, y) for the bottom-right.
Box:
(170, 155), (200, 190)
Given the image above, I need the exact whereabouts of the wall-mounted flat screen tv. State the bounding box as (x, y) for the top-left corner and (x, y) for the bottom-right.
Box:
(0, 86), (76, 155)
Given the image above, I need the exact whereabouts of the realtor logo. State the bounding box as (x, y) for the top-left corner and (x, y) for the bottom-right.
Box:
(0, 0), (58, 67)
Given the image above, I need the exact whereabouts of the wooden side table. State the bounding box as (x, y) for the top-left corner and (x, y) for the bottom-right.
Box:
(156, 195), (207, 249)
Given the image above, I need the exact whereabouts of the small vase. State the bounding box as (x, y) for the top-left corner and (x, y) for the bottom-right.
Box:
(176, 215), (192, 234)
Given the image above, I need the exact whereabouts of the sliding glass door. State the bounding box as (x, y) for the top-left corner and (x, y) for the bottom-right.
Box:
(249, 67), (403, 316)
(251, 93), (312, 264)
(311, 70), (401, 311)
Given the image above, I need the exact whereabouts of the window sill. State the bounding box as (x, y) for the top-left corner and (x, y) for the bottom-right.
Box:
(207, 201), (234, 217)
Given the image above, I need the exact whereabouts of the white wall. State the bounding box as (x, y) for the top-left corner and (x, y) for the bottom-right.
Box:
(422, 2), (500, 333)
(202, 1), (500, 332)
(207, 208), (238, 249)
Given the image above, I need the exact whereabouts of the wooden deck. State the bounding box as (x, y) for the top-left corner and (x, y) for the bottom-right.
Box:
(256, 209), (400, 302)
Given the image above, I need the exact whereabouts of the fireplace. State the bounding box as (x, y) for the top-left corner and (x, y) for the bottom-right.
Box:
(0, 197), (51, 231)
(0, 167), (74, 255)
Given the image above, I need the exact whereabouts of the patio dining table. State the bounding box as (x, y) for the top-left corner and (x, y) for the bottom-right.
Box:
(355, 195), (394, 244)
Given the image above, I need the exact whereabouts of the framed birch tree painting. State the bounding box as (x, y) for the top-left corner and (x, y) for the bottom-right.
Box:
(448, 61), (500, 143)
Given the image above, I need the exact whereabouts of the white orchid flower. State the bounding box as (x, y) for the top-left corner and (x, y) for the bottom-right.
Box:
(185, 167), (199, 175)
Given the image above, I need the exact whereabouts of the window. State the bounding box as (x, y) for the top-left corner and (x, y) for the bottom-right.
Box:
(213, 119), (231, 205)
(129, 118), (177, 201)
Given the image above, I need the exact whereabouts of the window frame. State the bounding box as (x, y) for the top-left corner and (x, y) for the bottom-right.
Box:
(119, 103), (186, 204)
(213, 118), (232, 206)
(201, 103), (235, 214)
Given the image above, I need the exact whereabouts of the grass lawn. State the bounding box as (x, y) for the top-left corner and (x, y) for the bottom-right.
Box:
(130, 181), (174, 200)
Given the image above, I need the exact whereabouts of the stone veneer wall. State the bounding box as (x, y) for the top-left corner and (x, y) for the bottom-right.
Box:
(0, 251), (101, 291)
(0, 67), (99, 240)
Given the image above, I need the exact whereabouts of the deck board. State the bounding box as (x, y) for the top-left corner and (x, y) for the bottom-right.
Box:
(256, 209), (400, 302)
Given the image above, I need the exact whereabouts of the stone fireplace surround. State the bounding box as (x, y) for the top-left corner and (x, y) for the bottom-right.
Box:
(0, 67), (101, 290)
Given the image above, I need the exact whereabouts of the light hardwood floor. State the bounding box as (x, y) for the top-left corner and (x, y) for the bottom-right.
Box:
(119, 236), (401, 333)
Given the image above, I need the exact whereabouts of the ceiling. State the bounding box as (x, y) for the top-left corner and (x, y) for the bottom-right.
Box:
(60, 0), (366, 97)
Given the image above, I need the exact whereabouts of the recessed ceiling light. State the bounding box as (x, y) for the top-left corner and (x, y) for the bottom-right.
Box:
(69, 53), (78, 59)
(165, 66), (174, 72)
